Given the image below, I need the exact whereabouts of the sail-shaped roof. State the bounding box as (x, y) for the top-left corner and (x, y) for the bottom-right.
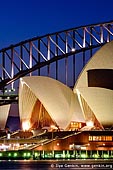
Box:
(19, 76), (84, 130)
(0, 105), (10, 129)
(74, 40), (113, 127)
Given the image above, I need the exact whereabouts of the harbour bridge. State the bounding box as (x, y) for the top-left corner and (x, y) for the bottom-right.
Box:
(0, 20), (113, 105)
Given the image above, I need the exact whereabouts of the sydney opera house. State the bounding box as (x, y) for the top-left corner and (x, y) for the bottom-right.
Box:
(0, 40), (113, 159)
(19, 40), (113, 131)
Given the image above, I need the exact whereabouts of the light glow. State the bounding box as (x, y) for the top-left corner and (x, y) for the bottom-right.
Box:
(22, 120), (30, 131)
(0, 144), (10, 151)
(71, 48), (76, 52)
(86, 120), (94, 127)
(50, 125), (58, 130)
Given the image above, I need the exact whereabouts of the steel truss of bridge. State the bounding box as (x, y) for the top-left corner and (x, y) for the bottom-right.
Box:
(0, 20), (113, 104)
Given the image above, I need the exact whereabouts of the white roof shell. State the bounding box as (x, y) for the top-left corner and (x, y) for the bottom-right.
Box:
(0, 104), (10, 129)
(19, 76), (84, 130)
(74, 40), (113, 127)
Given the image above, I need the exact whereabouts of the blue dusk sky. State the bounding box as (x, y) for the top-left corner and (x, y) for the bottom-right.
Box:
(0, 0), (113, 49)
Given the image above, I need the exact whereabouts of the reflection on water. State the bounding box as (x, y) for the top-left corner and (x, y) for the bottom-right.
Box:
(0, 161), (43, 170)
(0, 160), (112, 170)
(0, 160), (51, 170)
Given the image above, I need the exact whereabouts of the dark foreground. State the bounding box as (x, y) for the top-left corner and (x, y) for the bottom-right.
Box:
(0, 159), (112, 170)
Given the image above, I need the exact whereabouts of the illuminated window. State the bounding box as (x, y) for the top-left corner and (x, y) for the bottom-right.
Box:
(93, 136), (98, 141)
(23, 153), (27, 157)
(101, 136), (105, 141)
(14, 153), (17, 157)
(89, 135), (112, 141)
(8, 153), (11, 157)
(89, 136), (92, 141)
(27, 153), (31, 157)
(106, 136), (112, 141)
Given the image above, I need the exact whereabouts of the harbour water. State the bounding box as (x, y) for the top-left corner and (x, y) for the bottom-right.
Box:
(0, 160), (112, 170)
